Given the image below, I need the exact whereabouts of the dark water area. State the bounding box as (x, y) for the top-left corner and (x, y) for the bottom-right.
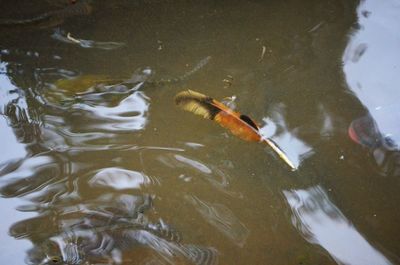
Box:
(1, 0), (399, 264)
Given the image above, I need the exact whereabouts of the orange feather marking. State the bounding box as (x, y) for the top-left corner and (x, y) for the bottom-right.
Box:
(174, 90), (296, 170)
(175, 90), (261, 141)
(213, 109), (262, 142)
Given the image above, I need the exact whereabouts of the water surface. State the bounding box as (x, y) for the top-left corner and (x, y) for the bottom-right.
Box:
(1, 1), (399, 264)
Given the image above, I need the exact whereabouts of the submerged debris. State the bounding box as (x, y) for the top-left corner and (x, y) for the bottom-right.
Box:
(222, 75), (233, 88)
(258, 45), (266, 62)
(52, 29), (126, 50)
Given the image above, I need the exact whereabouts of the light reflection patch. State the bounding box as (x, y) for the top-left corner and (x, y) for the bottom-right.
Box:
(283, 186), (392, 265)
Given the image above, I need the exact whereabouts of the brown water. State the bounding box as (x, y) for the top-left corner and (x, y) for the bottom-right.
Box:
(1, 1), (400, 264)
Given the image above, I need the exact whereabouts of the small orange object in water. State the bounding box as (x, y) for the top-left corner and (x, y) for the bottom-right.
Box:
(174, 90), (296, 170)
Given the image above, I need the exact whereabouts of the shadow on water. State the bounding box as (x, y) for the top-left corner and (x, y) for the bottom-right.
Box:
(0, 0), (399, 264)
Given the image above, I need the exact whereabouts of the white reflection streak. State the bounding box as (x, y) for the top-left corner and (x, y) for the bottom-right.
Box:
(318, 104), (334, 137)
(0, 116), (27, 165)
(0, 64), (18, 113)
(89, 167), (150, 190)
(45, 144), (185, 152)
(174, 154), (212, 174)
(0, 156), (54, 180)
(136, 146), (185, 152)
(284, 186), (392, 265)
(75, 91), (149, 131)
(259, 108), (313, 168)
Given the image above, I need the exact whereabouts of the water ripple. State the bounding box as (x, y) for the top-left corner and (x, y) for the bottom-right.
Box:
(16, 191), (218, 265)
(37, 90), (150, 151)
(0, 155), (61, 198)
(186, 195), (249, 247)
(127, 230), (218, 265)
(174, 154), (212, 174)
(70, 90), (150, 132)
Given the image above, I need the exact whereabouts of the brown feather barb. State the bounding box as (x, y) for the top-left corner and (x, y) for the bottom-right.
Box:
(174, 90), (296, 170)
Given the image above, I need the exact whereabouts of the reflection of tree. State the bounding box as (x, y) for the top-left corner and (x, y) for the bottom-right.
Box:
(0, 65), (42, 148)
(0, 36), (217, 265)
(0, 93), (216, 265)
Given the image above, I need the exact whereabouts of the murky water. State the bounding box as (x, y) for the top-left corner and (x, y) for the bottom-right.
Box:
(1, 0), (400, 264)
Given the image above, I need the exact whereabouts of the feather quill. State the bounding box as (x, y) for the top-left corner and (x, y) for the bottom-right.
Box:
(175, 90), (296, 170)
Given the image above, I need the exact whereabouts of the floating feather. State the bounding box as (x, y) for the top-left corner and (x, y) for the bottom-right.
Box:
(175, 90), (296, 170)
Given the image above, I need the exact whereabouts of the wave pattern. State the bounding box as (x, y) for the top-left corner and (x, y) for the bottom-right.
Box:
(0, 38), (219, 264)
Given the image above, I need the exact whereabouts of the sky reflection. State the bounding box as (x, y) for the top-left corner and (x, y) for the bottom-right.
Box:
(284, 186), (393, 265)
(343, 0), (400, 146)
(89, 167), (151, 190)
(0, 116), (26, 165)
(259, 105), (313, 169)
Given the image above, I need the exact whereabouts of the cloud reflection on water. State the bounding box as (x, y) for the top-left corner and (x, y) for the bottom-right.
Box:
(343, 0), (400, 176)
